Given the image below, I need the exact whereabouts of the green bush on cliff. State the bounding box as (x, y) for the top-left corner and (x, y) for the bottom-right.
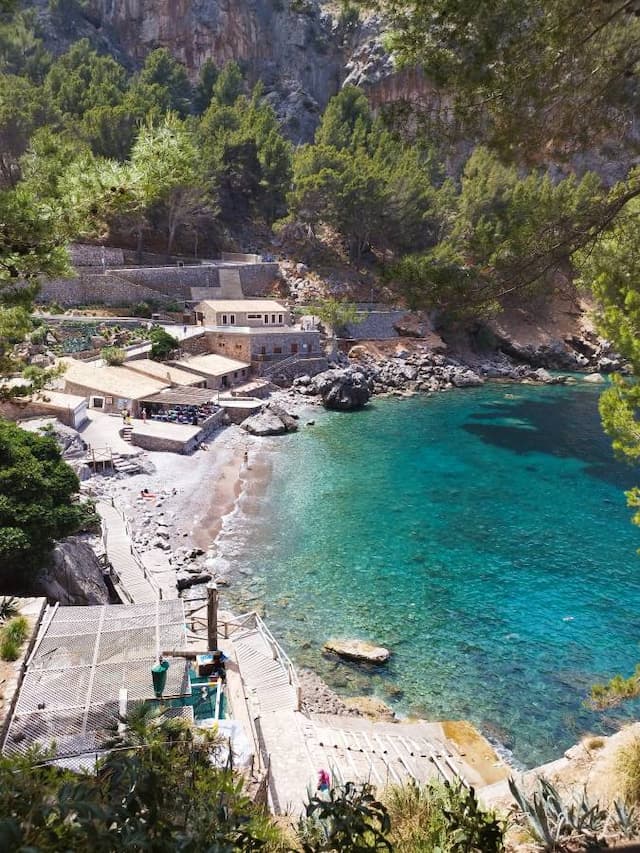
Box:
(0, 420), (85, 587)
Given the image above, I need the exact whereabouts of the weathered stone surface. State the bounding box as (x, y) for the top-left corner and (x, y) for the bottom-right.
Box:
(34, 537), (110, 605)
(324, 639), (391, 664)
(584, 372), (605, 383)
(311, 368), (371, 410)
(176, 571), (212, 591)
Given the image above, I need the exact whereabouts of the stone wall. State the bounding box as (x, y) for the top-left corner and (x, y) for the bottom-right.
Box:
(180, 332), (215, 356)
(0, 399), (82, 428)
(236, 263), (280, 296)
(37, 262), (280, 306)
(260, 356), (328, 381)
(69, 244), (125, 267)
(247, 329), (322, 358)
(131, 409), (225, 453)
(37, 275), (177, 307)
(221, 252), (262, 263)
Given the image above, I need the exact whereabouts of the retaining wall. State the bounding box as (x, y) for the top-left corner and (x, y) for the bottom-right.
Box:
(37, 262), (280, 306)
(130, 409), (225, 453)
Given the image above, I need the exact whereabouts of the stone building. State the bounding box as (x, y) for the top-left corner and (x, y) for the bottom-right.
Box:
(61, 359), (170, 417)
(193, 299), (291, 328)
(170, 353), (251, 390)
(123, 358), (206, 388)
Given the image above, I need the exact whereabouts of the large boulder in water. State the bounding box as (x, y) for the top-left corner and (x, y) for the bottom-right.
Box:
(311, 368), (371, 411)
(324, 638), (391, 664)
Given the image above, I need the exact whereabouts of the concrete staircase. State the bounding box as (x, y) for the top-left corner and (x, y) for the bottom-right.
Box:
(301, 713), (472, 789)
(121, 426), (133, 443)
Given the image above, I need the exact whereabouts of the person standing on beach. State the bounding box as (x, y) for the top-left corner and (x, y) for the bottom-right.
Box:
(244, 450), (249, 467)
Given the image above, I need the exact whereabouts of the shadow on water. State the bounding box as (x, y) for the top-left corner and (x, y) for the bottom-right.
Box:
(463, 392), (637, 488)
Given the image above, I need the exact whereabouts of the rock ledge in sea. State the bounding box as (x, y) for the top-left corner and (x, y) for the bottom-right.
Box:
(324, 638), (391, 664)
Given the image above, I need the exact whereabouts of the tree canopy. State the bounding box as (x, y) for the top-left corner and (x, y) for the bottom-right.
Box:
(0, 420), (85, 584)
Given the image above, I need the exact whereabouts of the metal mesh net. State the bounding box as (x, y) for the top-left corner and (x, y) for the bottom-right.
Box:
(3, 601), (189, 759)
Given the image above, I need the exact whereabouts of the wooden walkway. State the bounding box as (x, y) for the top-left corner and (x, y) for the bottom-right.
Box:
(97, 500), (160, 604)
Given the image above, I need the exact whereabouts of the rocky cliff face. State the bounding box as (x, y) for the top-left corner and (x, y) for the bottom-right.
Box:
(34, 537), (111, 605)
(53, 0), (344, 141)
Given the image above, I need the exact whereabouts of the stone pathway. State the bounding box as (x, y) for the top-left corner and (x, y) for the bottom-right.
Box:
(228, 623), (481, 817)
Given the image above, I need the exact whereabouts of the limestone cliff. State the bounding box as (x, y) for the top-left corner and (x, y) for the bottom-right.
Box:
(27, 0), (347, 141)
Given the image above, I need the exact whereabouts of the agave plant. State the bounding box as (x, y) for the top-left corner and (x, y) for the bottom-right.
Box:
(0, 597), (18, 624)
(508, 776), (607, 851)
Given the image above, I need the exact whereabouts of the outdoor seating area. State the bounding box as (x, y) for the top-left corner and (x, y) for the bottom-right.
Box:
(141, 387), (221, 426)
(147, 402), (219, 425)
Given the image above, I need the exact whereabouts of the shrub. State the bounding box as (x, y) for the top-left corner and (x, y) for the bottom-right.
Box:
(0, 635), (20, 661)
(0, 615), (28, 661)
(0, 597), (18, 623)
(132, 301), (153, 318)
(2, 616), (28, 646)
(616, 738), (640, 804)
(149, 328), (179, 361)
(0, 421), (84, 584)
(103, 346), (126, 365)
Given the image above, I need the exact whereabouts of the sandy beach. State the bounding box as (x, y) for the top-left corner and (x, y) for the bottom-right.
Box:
(81, 390), (318, 598)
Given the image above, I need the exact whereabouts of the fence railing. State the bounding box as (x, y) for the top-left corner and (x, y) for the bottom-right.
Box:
(102, 498), (163, 601)
(220, 611), (300, 705)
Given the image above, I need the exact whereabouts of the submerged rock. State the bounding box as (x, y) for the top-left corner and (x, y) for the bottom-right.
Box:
(324, 638), (391, 664)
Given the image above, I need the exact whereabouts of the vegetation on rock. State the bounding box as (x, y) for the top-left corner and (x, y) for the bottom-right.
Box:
(0, 419), (86, 585)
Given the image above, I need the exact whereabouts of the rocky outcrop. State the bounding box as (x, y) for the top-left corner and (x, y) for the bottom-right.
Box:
(242, 401), (299, 436)
(300, 367), (372, 410)
(34, 537), (110, 605)
(54, 0), (343, 142)
(324, 638), (391, 664)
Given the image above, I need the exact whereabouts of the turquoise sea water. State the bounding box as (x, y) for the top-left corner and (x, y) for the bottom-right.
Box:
(222, 382), (640, 767)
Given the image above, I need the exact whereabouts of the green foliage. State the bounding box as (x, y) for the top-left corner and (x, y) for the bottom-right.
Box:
(44, 39), (128, 120)
(102, 345), (125, 365)
(311, 297), (359, 335)
(589, 665), (640, 710)
(384, 780), (503, 853)
(299, 781), (392, 852)
(378, 0), (640, 158)
(213, 60), (244, 107)
(0, 613), (28, 658)
(0, 596), (18, 621)
(0, 613), (28, 659)
(616, 738), (640, 805)
(137, 48), (192, 118)
(0, 708), (285, 851)
(0, 634), (18, 660)
(0, 420), (84, 584)
(131, 301), (153, 318)
(149, 327), (179, 361)
(193, 58), (219, 114)
(507, 775), (637, 851)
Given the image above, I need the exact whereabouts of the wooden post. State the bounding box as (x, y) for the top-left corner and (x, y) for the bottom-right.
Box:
(207, 581), (218, 651)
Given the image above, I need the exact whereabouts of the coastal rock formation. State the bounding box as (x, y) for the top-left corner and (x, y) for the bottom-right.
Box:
(34, 537), (110, 605)
(307, 368), (372, 410)
(324, 638), (391, 664)
(241, 401), (299, 436)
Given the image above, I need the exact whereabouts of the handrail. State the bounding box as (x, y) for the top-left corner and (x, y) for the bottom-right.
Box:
(252, 612), (300, 697)
(214, 679), (223, 720)
(100, 498), (163, 601)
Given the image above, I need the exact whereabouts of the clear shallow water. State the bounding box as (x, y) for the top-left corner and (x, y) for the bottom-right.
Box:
(221, 382), (640, 767)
